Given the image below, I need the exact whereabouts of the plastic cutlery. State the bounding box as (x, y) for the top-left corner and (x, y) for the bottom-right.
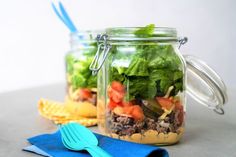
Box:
(51, 1), (86, 46)
(60, 127), (99, 157)
(51, 1), (77, 33)
(60, 123), (112, 157)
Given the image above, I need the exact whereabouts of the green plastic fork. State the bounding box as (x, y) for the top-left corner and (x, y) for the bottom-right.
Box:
(60, 122), (112, 157)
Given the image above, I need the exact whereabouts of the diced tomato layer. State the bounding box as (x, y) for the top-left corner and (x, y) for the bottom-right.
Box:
(156, 97), (174, 110)
(79, 88), (92, 100)
(113, 106), (124, 115)
(108, 87), (125, 103)
(108, 81), (144, 121)
(108, 81), (125, 103)
(157, 97), (184, 124)
(123, 106), (133, 115)
(130, 105), (144, 121)
(123, 105), (144, 121)
(111, 81), (125, 93)
(108, 99), (123, 110)
(122, 101), (133, 107)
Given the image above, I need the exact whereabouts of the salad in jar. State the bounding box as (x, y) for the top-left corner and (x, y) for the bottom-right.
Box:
(65, 32), (98, 117)
(98, 25), (186, 144)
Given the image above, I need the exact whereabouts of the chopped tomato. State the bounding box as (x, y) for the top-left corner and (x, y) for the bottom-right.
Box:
(108, 100), (117, 110)
(169, 96), (174, 101)
(122, 101), (133, 107)
(123, 105), (144, 121)
(156, 97), (174, 110)
(113, 106), (124, 115)
(79, 88), (92, 100)
(123, 106), (134, 115)
(108, 87), (124, 103)
(108, 81), (125, 103)
(108, 99), (123, 110)
(111, 81), (125, 93)
(131, 105), (144, 121)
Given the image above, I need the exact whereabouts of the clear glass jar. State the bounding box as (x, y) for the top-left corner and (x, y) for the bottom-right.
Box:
(92, 27), (185, 145)
(65, 31), (98, 118)
(90, 26), (227, 145)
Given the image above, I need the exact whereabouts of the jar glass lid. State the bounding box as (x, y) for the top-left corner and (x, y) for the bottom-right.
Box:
(184, 55), (228, 115)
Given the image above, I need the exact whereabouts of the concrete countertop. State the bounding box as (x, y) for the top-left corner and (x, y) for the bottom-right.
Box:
(0, 83), (235, 157)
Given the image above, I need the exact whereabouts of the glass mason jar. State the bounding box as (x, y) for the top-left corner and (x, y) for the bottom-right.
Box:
(65, 31), (99, 118)
(90, 26), (228, 145)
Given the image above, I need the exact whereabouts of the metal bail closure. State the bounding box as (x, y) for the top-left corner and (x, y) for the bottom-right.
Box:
(184, 55), (228, 115)
(178, 37), (188, 49)
(89, 34), (111, 75)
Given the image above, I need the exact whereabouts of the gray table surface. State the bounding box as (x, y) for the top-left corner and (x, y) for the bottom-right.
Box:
(0, 83), (235, 157)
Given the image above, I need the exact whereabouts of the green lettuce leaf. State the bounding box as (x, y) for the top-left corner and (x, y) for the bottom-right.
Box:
(66, 49), (97, 90)
(109, 25), (184, 100)
(71, 74), (87, 89)
(134, 24), (155, 37)
(65, 54), (75, 75)
(124, 57), (149, 76)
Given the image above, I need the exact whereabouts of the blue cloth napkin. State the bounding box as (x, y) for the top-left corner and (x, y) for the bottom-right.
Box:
(23, 131), (169, 157)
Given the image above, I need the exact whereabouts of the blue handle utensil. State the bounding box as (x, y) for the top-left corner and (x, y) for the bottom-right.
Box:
(51, 1), (77, 33)
(60, 123), (112, 157)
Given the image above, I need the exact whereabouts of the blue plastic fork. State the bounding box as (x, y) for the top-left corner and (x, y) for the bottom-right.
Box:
(51, 1), (77, 33)
(60, 123), (112, 157)
(51, 1), (86, 44)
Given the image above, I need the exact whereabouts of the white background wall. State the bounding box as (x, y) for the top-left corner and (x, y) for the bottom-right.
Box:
(0, 0), (235, 93)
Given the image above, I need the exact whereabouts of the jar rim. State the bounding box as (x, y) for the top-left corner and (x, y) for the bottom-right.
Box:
(69, 30), (104, 48)
(105, 27), (178, 41)
(69, 30), (103, 50)
(70, 30), (103, 41)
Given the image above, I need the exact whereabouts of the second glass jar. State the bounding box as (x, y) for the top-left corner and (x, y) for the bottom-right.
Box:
(65, 31), (98, 118)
